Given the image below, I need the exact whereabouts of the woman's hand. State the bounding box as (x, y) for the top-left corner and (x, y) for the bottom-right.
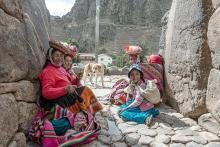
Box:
(65, 85), (77, 94)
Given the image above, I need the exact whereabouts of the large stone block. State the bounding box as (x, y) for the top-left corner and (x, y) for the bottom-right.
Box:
(18, 102), (38, 132)
(0, 80), (39, 102)
(11, 132), (27, 147)
(212, 0), (220, 9)
(207, 7), (220, 123)
(159, 11), (169, 55)
(0, 0), (23, 20)
(208, 7), (220, 69)
(0, 9), (29, 82)
(164, 0), (213, 118)
(206, 69), (220, 123)
(198, 113), (220, 135)
(0, 0), (50, 82)
(0, 94), (18, 146)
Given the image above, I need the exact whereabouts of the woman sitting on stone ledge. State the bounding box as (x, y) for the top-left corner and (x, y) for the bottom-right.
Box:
(28, 40), (102, 147)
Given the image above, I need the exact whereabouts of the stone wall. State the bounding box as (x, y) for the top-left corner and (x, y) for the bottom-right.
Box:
(163, 0), (220, 125)
(206, 2), (220, 123)
(0, 0), (50, 146)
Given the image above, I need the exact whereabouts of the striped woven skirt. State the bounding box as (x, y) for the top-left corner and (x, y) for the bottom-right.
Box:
(29, 86), (102, 146)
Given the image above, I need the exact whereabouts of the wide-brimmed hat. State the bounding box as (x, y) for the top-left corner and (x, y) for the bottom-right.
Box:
(124, 45), (142, 55)
(49, 40), (78, 58)
(128, 63), (144, 78)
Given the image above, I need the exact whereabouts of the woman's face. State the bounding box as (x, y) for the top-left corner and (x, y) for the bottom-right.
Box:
(130, 69), (141, 83)
(51, 50), (64, 66)
(63, 55), (73, 70)
(129, 55), (138, 64)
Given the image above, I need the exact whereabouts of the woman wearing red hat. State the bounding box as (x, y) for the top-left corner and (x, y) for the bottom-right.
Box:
(141, 54), (164, 93)
(147, 54), (163, 64)
(29, 41), (102, 147)
(124, 45), (143, 64)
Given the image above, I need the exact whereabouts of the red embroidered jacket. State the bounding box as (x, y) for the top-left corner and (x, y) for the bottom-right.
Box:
(39, 64), (81, 99)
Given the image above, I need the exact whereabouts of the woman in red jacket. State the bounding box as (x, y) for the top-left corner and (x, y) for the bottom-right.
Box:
(29, 41), (102, 147)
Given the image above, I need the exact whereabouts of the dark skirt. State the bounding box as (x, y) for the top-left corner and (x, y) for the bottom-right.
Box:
(39, 86), (84, 111)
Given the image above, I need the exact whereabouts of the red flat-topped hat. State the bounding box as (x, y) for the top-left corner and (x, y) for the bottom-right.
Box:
(49, 40), (78, 58)
(124, 45), (142, 55)
(148, 54), (163, 64)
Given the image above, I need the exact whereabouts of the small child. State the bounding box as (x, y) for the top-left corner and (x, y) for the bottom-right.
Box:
(123, 64), (146, 110)
(120, 64), (159, 125)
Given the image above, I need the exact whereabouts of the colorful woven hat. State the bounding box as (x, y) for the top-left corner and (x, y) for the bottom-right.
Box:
(124, 45), (142, 55)
(49, 40), (78, 58)
(128, 63), (143, 78)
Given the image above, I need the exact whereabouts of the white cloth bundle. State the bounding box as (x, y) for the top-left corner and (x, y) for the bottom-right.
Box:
(139, 80), (161, 104)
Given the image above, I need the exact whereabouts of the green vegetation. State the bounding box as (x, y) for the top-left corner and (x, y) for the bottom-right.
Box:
(115, 50), (129, 68)
(137, 40), (154, 57)
(79, 48), (88, 53)
(72, 54), (81, 63)
(66, 39), (79, 48)
(109, 54), (117, 60)
(66, 39), (88, 53)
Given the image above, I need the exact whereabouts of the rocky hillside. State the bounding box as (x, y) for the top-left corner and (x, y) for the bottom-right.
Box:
(0, 0), (50, 146)
(50, 0), (172, 53)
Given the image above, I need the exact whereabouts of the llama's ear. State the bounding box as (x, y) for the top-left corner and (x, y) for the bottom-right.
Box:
(153, 79), (158, 84)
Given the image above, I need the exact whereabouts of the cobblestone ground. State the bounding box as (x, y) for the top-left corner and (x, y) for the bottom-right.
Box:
(82, 75), (220, 147)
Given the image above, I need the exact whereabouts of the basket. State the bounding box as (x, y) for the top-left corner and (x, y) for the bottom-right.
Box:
(124, 45), (142, 55)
